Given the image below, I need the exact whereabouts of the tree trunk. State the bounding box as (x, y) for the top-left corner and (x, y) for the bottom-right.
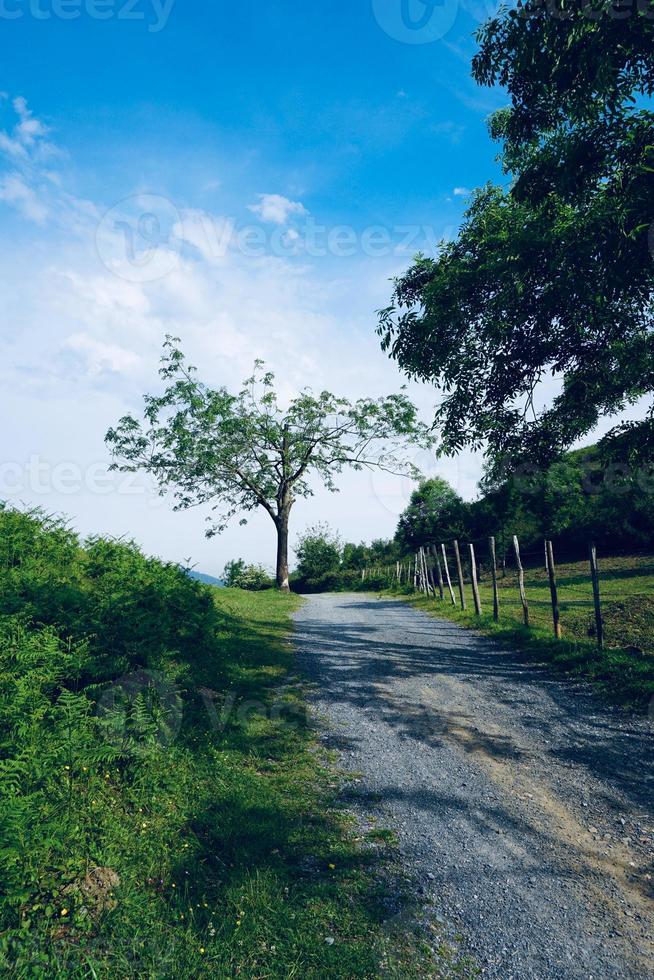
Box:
(275, 509), (290, 590)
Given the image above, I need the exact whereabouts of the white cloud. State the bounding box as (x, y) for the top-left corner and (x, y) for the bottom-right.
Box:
(0, 174), (48, 223)
(247, 193), (307, 225)
(63, 333), (142, 377)
(0, 97), (60, 224)
(13, 96), (49, 145)
(453, 186), (471, 196)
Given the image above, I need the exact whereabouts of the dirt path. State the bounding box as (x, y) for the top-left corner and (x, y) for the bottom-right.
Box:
(293, 593), (654, 979)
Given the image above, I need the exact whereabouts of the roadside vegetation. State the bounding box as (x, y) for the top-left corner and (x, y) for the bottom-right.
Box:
(0, 504), (467, 978)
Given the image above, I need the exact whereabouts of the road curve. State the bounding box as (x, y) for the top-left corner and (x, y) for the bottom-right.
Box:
(293, 593), (654, 980)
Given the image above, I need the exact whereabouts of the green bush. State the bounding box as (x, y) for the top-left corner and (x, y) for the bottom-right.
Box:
(0, 504), (223, 952)
(223, 558), (273, 590)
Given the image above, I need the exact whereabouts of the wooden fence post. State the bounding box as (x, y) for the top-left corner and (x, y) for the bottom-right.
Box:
(512, 535), (529, 627)
(469, 543), (482, 615)
(421, 547), (431, 595)
(489, 536), (499, 622)
(453, 539), (466, 610)
(431, 545), (444, 601)
(589, 543), (603, 650)
(545, 540), (561, 639)
(425, 549), (433, 595)
(440, 543), (456, 605)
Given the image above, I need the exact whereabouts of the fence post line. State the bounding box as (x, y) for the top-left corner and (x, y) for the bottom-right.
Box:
(545, 540), (561, 639)
(512, 535), (529, 627)
(453, 539), (466, 610)
(440, 543), (457, 605)
(589, 543), (604, 651)
(489, 536), (499, 622)
(431, 545), (445, 601)
(469, 543), (482, 615)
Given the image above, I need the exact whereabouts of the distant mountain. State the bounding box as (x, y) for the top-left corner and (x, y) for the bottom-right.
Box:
(186, 569), (225, 587)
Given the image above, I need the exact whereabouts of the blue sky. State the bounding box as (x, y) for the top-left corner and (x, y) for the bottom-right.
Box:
(0, 1), (509, 575)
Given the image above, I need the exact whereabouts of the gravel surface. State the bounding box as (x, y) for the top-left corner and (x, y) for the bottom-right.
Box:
(293, 593), (654, 979)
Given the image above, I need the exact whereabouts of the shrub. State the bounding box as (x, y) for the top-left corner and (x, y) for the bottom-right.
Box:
(223, 558), (273, 590)
(0, 504), (223, 939)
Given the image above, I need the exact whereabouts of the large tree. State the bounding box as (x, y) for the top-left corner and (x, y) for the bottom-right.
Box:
(106, 338), (431, 589)
(379, 2), (654, 470)
(395, 477), (467, 552)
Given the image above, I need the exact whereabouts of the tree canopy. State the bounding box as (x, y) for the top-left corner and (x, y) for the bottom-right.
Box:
(395, 477), (466, 552)
(391, 447), (654, 563)
(378, 3), (654, 469)
(106, 337), (431, 588)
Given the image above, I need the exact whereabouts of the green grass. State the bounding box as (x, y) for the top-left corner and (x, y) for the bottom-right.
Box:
(3, 586), (472, 979)
(391, 554), (654, 709)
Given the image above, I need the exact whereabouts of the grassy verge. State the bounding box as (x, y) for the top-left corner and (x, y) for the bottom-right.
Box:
(388, 554), (654, 709)
(3, 585), (471, 978)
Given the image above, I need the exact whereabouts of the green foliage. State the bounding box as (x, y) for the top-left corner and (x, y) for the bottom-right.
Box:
(294, 524), (342, 584)
(0, 505), (220, 965)
(396, 478), (466, 552)
(340, 538), (399, 572)
(292, 527), (402, 593)
(223, 559), (273, 591)
(379, 6), (654, 465)
(222, 558), (246, 586)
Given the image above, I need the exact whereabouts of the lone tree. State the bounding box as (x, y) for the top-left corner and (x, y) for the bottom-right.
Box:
(106, 337), (432, 589)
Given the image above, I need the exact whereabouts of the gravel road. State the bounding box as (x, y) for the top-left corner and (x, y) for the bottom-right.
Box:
(293, 593), (654, 979)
